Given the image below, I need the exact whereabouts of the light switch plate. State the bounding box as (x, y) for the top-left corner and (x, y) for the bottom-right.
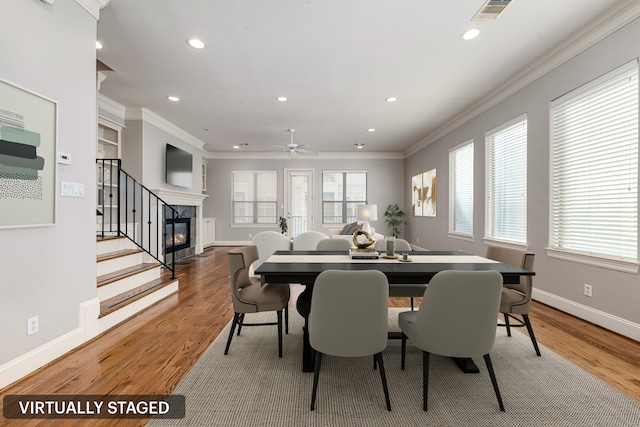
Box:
(61, 181), (85, 198)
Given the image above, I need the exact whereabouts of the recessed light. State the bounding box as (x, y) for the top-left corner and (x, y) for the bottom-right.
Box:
(186, 38), (206, 49)
(96, 41), (103, 49)
(233, 143), (249, 149)
(355, 143), (365, 149)
(461, 28), (480, 41)
(167, 96), (180, 102)
(367, 128), (376, 132)
(385, 97), (398, 103)
(233, 145), (240, 149)
(276, 96), (288, 102)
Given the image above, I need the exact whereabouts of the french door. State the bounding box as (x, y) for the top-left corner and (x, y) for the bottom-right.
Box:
(284, 169), (314, 238)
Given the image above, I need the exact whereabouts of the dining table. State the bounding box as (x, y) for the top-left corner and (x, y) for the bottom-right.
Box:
(255, 250), (535, 372)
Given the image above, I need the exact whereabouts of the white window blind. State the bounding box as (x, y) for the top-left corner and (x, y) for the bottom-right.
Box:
(449, 140), (474, 236)
(485, 116), (527, 244)
(550, 62), (638, 262)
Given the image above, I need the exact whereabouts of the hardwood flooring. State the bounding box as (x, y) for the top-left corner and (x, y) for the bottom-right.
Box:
(1, 246), (638, 426)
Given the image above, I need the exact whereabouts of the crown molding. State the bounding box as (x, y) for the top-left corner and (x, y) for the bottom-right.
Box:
(203, 151), (405, 161)
(125, 107), (205, 151)
(74, 0), (109, 20)
(404, 0), (640, 158)
(98, 94), (126, 120)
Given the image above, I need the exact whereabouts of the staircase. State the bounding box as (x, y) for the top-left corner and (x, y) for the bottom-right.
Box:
(96, 235), (179, 333)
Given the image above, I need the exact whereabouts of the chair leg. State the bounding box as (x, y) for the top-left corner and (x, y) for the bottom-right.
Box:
(423, 351), (430, 411)
(285, 306), (289, 334)
(236, 313), (245, 336)
(277, 309), (283, 358)
(401, 333), (407, 370)
(224, 312), (241, 355)
(374, 352), (392, 411)
(503, 313), (511, 337)
(310, 352), (323, 411)
(483, 353), (505, 412)
(410, 297), (415, 311)
(523, 314), (541, 356)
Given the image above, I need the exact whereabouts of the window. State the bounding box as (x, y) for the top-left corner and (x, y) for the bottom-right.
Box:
(232, 171), (277, 224)
(322, 171), (367, 223)
(485, 115), (527, 245)
(449, 140), (474, 237)
(550, 61), (638, 268)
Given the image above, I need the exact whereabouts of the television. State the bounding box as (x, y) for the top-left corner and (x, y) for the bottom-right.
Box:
(165, 144), (193, 188)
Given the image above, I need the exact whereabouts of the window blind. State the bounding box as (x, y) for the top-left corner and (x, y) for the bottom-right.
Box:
(449, 140), (474, 236)
(550, 62), (638, 261)
(485, 116), (527, 244)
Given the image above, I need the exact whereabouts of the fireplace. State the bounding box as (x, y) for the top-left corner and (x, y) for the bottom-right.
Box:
(166, 217), (191, 253)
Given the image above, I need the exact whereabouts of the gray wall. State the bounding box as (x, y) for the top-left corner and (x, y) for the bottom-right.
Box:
(404, 17), (640, 329)
(204, 157), (404, 241)
(122, 118), (203, 194)
(0, 0), (97, 364)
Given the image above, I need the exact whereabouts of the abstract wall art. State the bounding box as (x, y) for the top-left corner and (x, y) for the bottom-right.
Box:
(412, 168), (436, 217)
(0, 79), (57, 228)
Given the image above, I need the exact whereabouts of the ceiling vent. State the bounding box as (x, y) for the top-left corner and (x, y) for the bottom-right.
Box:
(472, 0), (513, 21)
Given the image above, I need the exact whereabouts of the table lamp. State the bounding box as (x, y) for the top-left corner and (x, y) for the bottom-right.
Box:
(356, 204), (377, 234)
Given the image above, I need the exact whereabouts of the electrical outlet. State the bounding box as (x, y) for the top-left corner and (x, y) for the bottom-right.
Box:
(584, 284), (593, 297)
(27, 316), (39, 335)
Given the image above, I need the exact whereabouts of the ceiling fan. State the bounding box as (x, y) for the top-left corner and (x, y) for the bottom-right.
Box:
(273, 129), (318, 158)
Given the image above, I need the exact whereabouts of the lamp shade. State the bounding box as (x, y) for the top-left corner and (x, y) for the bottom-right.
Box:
(356, 204), (378, 222)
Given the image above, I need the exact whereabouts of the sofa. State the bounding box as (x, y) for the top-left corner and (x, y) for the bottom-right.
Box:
(327, 222), (384, 242)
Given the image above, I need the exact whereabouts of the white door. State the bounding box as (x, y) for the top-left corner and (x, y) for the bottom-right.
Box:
(285, 169), (313, 238)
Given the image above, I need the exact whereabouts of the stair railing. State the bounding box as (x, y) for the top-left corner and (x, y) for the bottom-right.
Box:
(97, 159), (177, 278)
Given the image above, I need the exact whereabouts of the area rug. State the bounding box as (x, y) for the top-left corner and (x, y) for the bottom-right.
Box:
(149, 309), (640, 426)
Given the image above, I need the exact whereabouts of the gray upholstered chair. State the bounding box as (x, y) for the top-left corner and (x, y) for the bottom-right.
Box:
(251, 231), (291, 275)
(400, 270), (505, 412)
(486, 246), (540, 356)
(225, 246), (290, 357)
(374, 237), (412, 253)
(292, 231), (329, 250)
(309, 270), (391, 411)
(251, 230), (291, 329)
(375, 238), (425, 310)
(315, 238), (352, 251)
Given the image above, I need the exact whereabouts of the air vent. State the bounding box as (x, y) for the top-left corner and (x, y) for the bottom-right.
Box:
(472, 0), (513, 21)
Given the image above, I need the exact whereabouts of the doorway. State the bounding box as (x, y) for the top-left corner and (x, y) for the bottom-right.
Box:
(285, 169), (313, 238)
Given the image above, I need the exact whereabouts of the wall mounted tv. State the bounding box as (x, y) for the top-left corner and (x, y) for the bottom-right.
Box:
(165, 144), (193, 188)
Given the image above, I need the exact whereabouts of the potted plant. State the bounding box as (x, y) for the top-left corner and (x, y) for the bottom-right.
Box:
(278, 216), (288, 235)
(383, 204), (405, 238)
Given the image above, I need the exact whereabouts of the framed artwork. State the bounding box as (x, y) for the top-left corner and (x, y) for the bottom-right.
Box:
(0, 79), (57, 228)
(412, 168), (437, 217)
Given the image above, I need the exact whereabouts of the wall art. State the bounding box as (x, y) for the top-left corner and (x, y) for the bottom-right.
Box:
(0, 79), (57, 228)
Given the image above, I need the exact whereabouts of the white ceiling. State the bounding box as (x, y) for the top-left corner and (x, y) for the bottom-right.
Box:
(96, 0), (635, 157)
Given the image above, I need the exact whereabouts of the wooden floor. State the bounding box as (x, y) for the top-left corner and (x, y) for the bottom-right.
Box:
(1, 246), (639, 426)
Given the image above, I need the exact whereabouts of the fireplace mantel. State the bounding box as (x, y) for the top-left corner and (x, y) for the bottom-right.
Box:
(153, 189), (209, 254)
(153, 188), (208, 207)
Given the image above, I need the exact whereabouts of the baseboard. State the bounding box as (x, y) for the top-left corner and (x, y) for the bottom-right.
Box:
(0, 298), (101, 390)
(0, 328), (84, 390)
(533, 289), (640, 342)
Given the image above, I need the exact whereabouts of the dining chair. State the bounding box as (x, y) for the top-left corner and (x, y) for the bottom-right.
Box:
(375, 238), (425, 310)
(400, 270), (505, 411)
(486, 246), (540, 356)
(309, 269), (391, 411)
(251, 230), (291, 329)
(225, 246), (290, 357)
(315, 238), (352, 251)
(374, 237), (412, 253)
(251, 231), (291, 275)
(292, 231), (329, 250)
